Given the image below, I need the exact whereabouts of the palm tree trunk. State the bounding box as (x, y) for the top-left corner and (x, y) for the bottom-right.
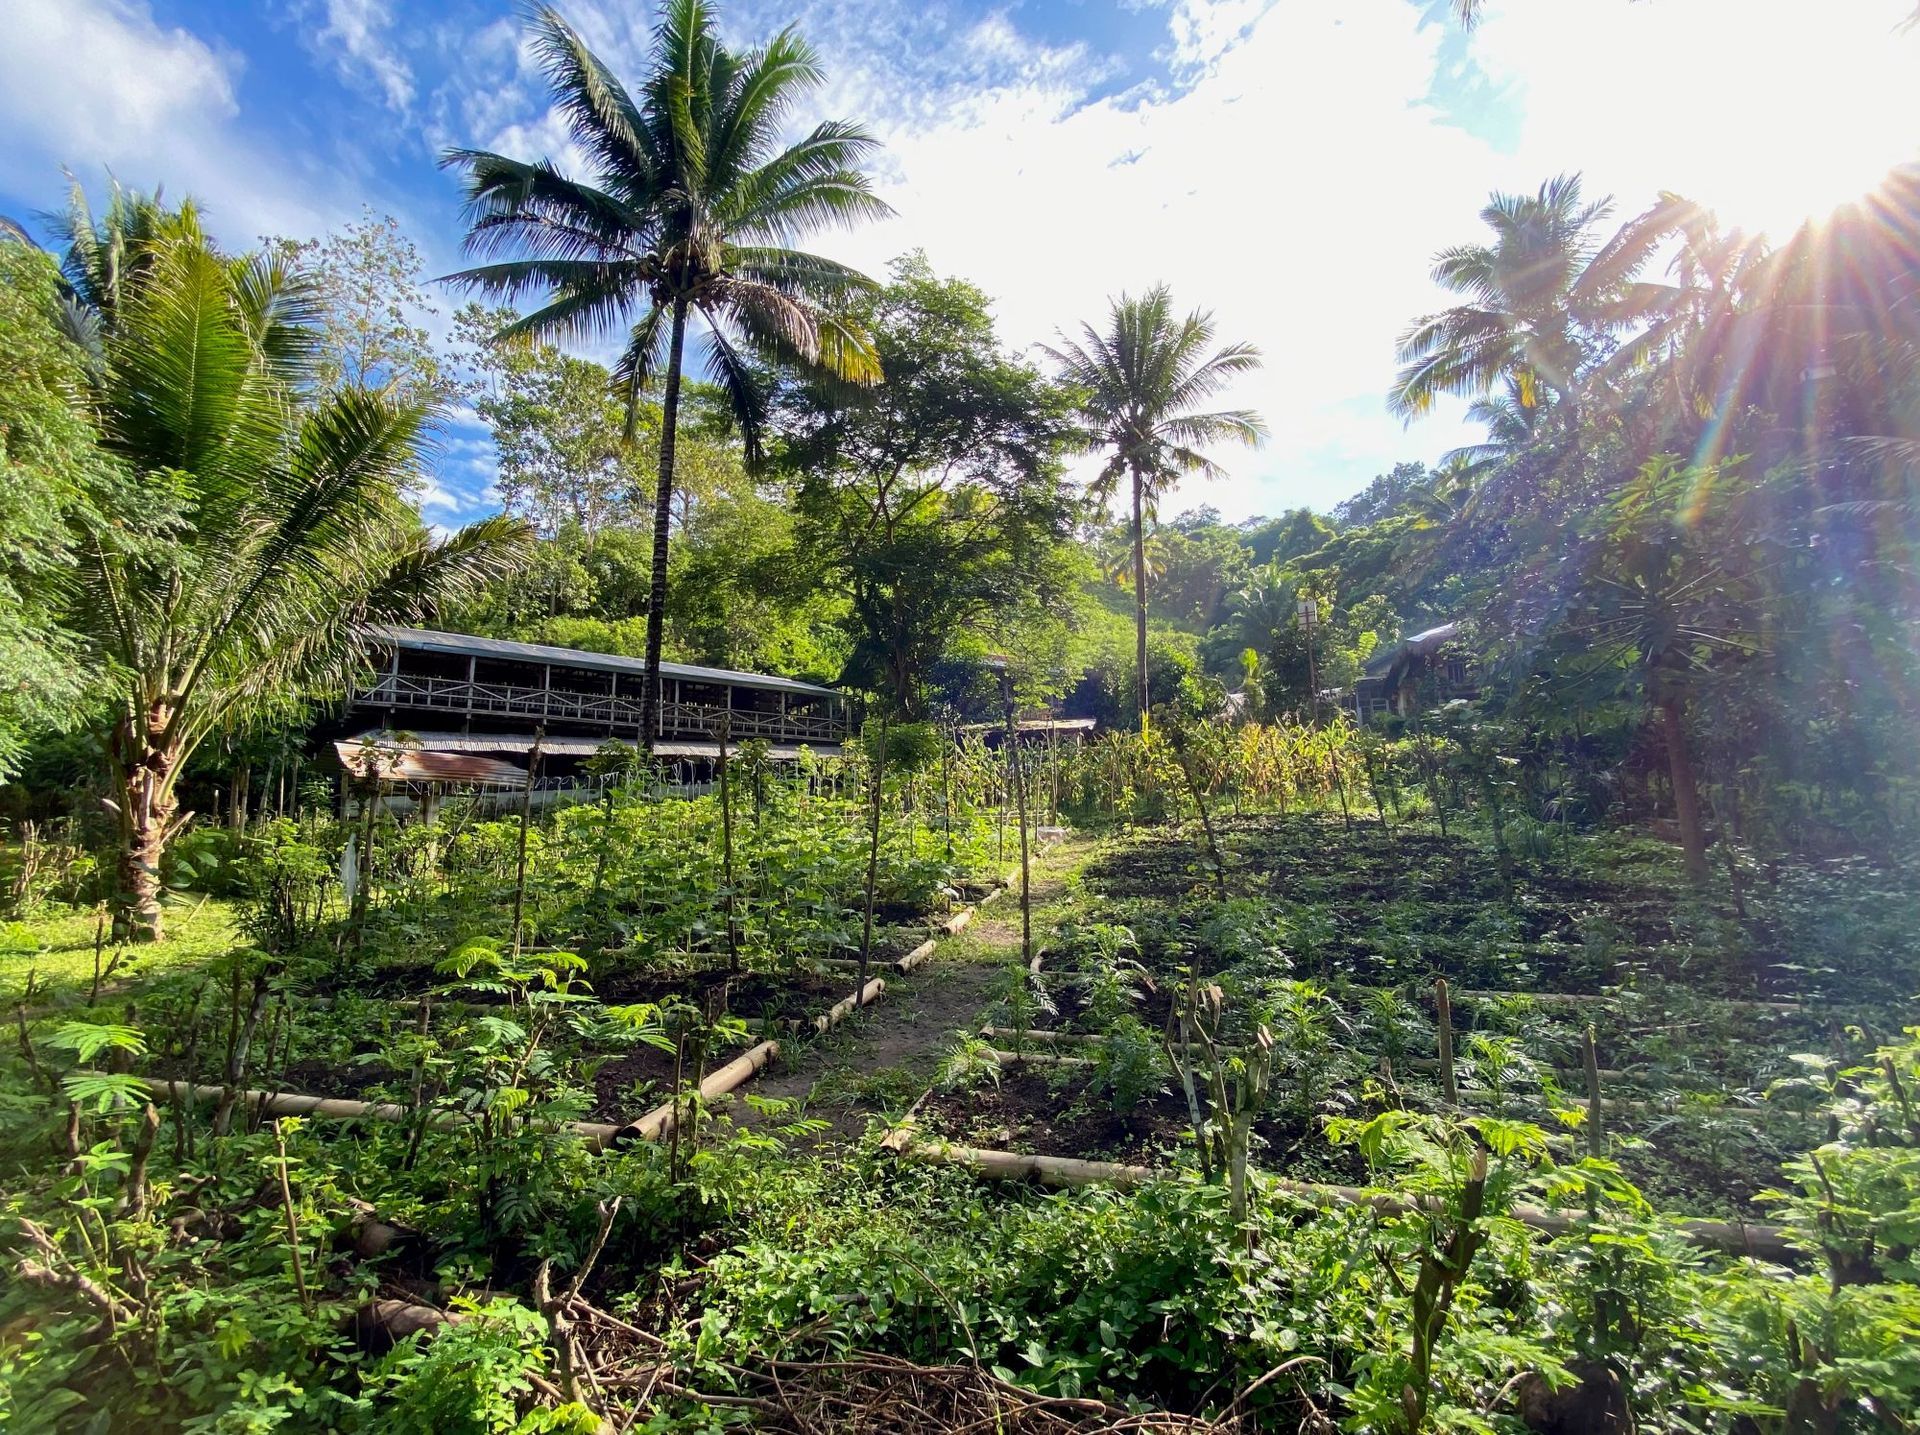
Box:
(1660, 695), (1710, 884)
(638, 297), (689, 755)
(1132, 469), (1149, 734)
(112, 720), (181, 943)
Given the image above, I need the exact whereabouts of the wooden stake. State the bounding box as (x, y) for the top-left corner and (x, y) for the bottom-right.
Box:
(1583, 1026), (1605, 1159)
(273, 1120), (311, 1313)
(1435, 979), (1457, 1106)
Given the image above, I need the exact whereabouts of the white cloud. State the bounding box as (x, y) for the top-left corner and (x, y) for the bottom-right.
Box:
(308, 0), (415, 113)
(1469, 0), (1920, 244)
(791, 0), (1490, 518)
(0, 0), (339, 239)
(429, 0), (1920, 522)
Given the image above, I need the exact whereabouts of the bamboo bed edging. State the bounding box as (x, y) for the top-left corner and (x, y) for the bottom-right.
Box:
(627, 972), (890, 1141)
(942, 908), (974, 937)
(125, 965), (902, 1157)
(618, 1037), (783, 1143)
(883, 1131), (1799, 1263)
(132, 1077), (626, 1147)
(895, 939), (939, 974)
(815, 976), (887, 1035)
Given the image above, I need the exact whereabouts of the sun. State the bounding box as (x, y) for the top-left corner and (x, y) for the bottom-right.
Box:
(1632, 0), (1920, 240)
(1475, 0), (1920, 242)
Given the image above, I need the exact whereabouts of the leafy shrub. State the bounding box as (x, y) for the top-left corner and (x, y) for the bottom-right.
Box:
(1092, 1015), (1164, 1113)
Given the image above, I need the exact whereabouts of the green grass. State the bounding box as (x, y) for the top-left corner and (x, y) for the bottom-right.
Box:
(0, 898), (244, 1006)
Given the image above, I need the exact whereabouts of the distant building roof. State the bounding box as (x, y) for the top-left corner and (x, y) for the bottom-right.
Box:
(1364, 621), (1461, 678)
(368, 626), (840, 698)
(335, 740), (527, 788)
(347, 730), (833, 763)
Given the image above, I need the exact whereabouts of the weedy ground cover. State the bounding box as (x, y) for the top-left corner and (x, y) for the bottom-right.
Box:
(6, 752), (1920, 1434)
(932, 810), (1915, 1221)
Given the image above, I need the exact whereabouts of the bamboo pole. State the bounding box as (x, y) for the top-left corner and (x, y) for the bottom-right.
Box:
(884, 1134), (1798, 1262)
(1435, 978), (1458, 1106)
(134, 1077), (624, 1146)
(621, 1038), (781, 1142)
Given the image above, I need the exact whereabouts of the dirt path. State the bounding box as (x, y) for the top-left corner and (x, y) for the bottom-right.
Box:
(730, 836), (1093, 1144)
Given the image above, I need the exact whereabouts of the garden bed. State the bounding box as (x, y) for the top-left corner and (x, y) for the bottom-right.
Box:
(589, 966), (873, 1027)
(1082, 813), (1817, 998)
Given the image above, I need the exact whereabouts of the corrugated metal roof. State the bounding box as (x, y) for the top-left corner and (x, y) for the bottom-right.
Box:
(368, 626), (840, 698)
(654, 741), (828, 761)
(335, 741), (528, 787)
(348, 730), (619, 757)
(1364, 621), (1461, 677)
(349, 731), (838, 764)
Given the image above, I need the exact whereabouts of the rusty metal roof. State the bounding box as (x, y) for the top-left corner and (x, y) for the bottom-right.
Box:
(367, 626), (840, 698)
(335, 741), (528, 788)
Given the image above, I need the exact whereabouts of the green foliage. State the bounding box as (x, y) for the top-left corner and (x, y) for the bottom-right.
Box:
(44, 183), (528, 937)
(0, 241), (106, 777)
(782, 254), (1082, 715)
(1091, 1014), (1163, 1113)
(370, 1299), (592, 1435)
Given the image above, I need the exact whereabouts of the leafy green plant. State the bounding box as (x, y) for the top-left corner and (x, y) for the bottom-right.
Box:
(1093, 1015), (1165, 1114)
(938, 1033), (1003, 1093)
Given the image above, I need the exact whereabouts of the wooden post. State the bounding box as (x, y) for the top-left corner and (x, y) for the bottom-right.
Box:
(717, 717), (740, 974)
(510, 731), (543, 958)
(1582, 1026), (1605, 1158)
(1048, 719), (1059, 826)
(1001, 674), (1033, 969)
(1435, 978), (1457, 1106)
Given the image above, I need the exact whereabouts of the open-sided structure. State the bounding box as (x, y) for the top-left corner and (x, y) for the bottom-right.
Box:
(337, 628), (852, 784)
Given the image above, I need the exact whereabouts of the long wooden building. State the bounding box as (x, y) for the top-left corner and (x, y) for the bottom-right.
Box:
(338, 628), (852, 789)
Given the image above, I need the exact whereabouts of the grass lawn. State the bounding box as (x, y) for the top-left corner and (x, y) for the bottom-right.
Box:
(0, 898), (243, 1006)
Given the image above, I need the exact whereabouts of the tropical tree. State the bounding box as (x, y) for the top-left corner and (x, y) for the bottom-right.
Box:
(781, 256), (1079, 714)
(1045, 287), (1265, 729)
(0, 237), (103, 778)
(54, 185), (527, 939)
(1389, 174), (1668, 424)
(441, 0), (889, 749)
(1555, 456), (1762, 883)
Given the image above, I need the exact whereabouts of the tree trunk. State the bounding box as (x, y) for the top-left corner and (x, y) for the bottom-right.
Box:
(638, 298), (689, 756)
(114, 726), (182, 944)
(1131, 468), (1149, 734)
(1660, 695), (1710, 884)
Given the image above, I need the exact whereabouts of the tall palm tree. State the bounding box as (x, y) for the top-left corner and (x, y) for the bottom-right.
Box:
(54, 184), (528, 939)
(1045, 287), (1264, 730)
(442, 1), (889, 749)
(1390, 174), (1669, 424)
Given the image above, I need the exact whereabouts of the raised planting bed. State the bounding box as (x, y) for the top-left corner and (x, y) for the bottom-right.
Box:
(922, 1036), (1817, 1222)
(1081, 813), (1827, 999)
(591, 966), (876, 1028)
(914, 1063), (1371, 1189)
(880, 1121), (1799, 1264)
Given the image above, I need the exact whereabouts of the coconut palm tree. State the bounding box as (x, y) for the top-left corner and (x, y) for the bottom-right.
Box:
(441, 1), (889, 750)
(54, 184), (528, 939)
(1045, 287), (1264, 730)
(1390, 174), (1670, 424)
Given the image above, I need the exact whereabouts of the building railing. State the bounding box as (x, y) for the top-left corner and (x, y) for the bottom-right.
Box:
(353, 672), (846, 744)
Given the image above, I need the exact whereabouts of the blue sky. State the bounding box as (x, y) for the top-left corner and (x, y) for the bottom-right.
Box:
(5, 0), (1917, 528)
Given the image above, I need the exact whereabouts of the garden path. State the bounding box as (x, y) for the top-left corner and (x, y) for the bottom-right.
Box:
(730, 834), (1094, 1144)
